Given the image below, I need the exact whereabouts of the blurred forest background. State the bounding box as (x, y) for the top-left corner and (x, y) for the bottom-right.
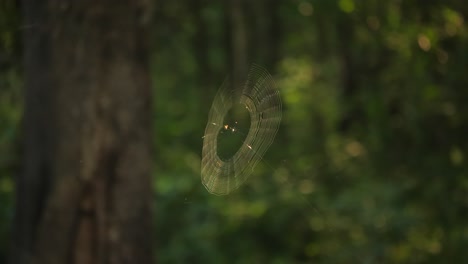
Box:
(1, 0), (468, 263)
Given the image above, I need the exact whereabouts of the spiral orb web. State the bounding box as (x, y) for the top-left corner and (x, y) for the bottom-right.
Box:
(201, 64), (282, 195)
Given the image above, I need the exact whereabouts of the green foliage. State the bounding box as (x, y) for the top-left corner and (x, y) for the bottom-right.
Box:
(152, 0), (468, 263)
(1, 0), (467, 263)
(0, 0), (21, 262)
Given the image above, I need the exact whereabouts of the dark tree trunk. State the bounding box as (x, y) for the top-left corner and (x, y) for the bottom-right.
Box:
(250, 0), (281, 70)
(336, 16), (361, 132)
(193, 0), (210, 83)
(192, 0), (213, 108)
(228, 0), (248, 88)
(11, 1), (153, 264)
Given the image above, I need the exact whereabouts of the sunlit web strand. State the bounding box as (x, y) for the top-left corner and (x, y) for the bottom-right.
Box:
(204, 123), (333, 234)
(201, 64), (282, 195)
(200, 65), (335, 231)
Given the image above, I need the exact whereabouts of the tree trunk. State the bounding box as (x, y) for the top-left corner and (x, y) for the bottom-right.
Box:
(250, 0), (281, 70)
(336, 15), (361, 132)
(228, 0), (248, 88)
(11, 1), (153, 264)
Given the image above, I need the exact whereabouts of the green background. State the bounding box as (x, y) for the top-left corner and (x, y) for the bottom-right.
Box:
(1, 0), (467, 263)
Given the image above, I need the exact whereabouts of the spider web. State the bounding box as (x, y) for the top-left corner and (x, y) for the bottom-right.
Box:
(201, 64), (282, 195)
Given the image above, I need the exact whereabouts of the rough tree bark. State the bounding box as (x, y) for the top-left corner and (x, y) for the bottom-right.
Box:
(11, 1), (153, 264)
